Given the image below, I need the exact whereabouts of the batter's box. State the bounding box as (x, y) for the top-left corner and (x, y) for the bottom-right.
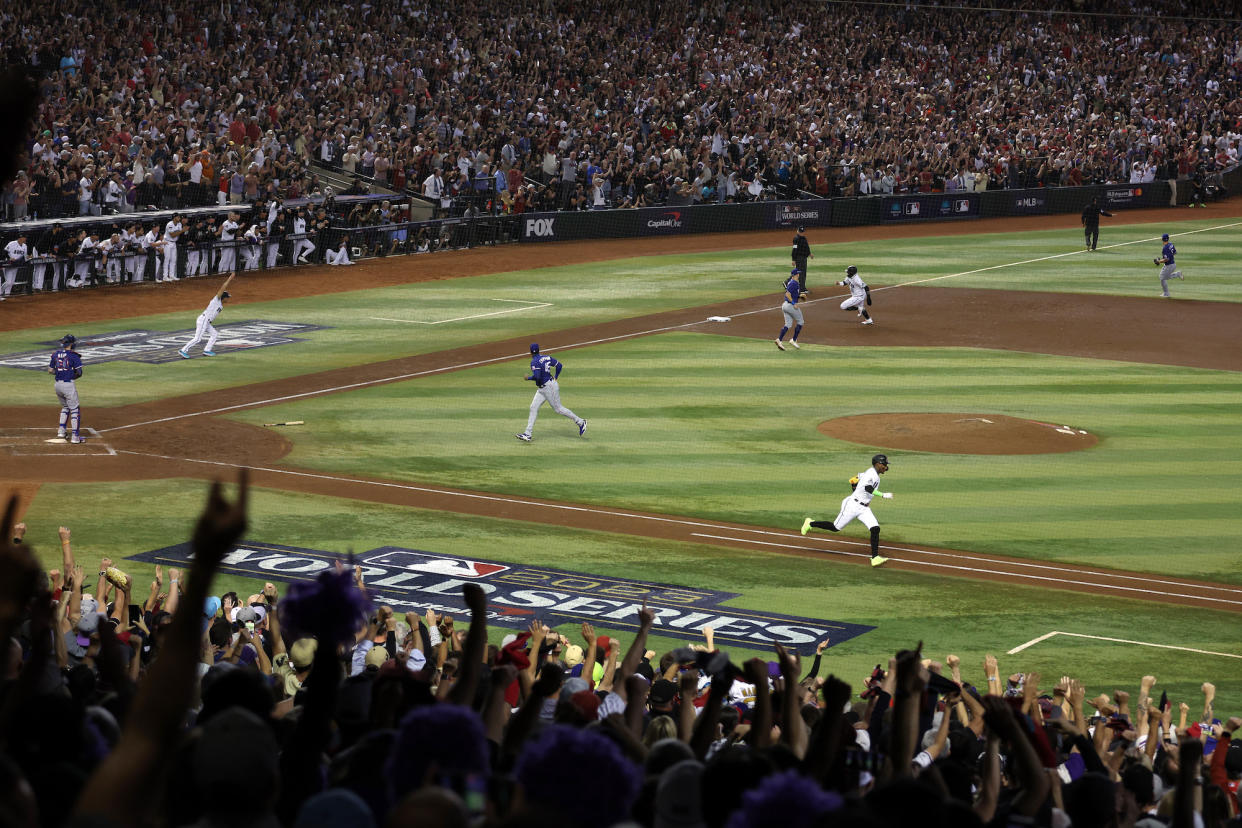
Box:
(2, 428), (116, 456)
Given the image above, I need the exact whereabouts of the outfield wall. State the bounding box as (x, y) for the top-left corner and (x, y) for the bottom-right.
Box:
(517, 182), (1180, 242)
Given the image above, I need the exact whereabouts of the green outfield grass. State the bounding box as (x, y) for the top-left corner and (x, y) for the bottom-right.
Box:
(1, 215), (1239, 408)
(5, 211), (1241, 719)
(227, 332), (1242, 582)
(18, 480), (1242, 712)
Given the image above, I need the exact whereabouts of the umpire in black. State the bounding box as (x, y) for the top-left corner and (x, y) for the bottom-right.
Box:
(1080, 197), (1113, 251)
(791, 225), (814, 294)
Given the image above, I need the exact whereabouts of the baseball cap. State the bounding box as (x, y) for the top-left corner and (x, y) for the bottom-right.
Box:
(564, 644), (584, 667)
(289, 638), (318, 670)
(529, 342), (539, 353)
(798, 225), (806, 232)
(791, 268), (799, 276)
(1161, 233), (1170, 240)
(649, 679), (677, 706)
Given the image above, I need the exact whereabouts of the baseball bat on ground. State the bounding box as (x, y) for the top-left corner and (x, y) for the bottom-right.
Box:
(263, 420), (304, 427)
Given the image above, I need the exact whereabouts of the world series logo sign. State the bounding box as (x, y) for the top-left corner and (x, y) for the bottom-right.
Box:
(0, 321), (329, 369)
(126, 542), (876, 650)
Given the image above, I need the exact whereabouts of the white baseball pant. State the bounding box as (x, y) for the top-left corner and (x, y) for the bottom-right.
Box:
(831, 494), (879, 532)
(525, 379), (582, 435)
(184, 313), (219, 353)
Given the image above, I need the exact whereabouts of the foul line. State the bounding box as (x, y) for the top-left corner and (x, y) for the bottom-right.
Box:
(103, 220), (1242, 433)
(689, 532), (1242, 607)
(112, 448), (1241, 607)
(370, 299), (552, 325)
(690, 527), (1242, 594)
(1008, 630), (1242, 659)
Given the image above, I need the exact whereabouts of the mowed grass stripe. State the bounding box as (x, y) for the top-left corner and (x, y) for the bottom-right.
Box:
(229, 333), (1242, 580)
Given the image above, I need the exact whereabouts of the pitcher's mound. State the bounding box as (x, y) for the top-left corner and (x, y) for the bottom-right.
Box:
(817, 413), (1098, 455)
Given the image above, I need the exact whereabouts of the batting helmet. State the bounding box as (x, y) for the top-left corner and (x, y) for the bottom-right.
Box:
(872, 453), (889, 466)
(221, 291), (231, 299)
(529, 343), (540, 354)
(846, 265), (858, 277)
(60, 334), (77, 347)
(1161, 233), (1169, 241)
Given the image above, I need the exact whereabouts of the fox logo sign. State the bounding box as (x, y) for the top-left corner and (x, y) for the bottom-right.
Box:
(524, 218), (555, 238)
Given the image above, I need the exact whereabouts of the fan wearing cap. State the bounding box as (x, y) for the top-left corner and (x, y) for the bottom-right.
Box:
(47, 333), (86, 443)
(178, 273), (234, 359)
(800, 454), (894, 567)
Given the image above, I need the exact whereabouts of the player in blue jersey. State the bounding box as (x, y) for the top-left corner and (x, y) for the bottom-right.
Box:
(516, 343), (587, 442)
(48, 334), (86, 443)
(1154, 233), (1184, 297)
(775, 268), (805, 351)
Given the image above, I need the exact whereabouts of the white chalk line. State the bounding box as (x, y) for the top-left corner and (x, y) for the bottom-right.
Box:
(1008, 630), (1242, 659)
(689, 532), (1242, 606)
(690, 526), (1242, 595)
(110, 447), (1240, 606)
(103, 220), (1242, 433)
(370, 299), (552, 325)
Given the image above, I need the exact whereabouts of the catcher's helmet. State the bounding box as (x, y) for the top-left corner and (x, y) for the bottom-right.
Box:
(529, 343), (540, 354)
(872, 453), (889, 466)
(1161, 233), (1169, 241)
(60, 334), (77, 347)
(845, 265), (858, 277)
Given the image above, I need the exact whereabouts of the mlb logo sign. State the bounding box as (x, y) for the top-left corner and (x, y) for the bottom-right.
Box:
(364, 549), (511, 578)
(524, 218), (555, 238)
(904, 202), (921, 216)
(955, 199), (971, 213)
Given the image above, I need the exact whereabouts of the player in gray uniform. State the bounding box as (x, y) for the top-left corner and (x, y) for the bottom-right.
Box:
(179, 274), (235, 358)
(800, 453), (893, 566)
(775, 269), (805, 350)
(48, 334), (86, 443)
(516, 343), (587, 442)
(837, 265), (874, 324)
(1155, 233), (1184, 298)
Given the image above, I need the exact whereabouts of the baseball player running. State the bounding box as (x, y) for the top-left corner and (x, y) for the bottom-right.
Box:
(516, 343), (587, 442)
(800, 453), (894, 566)
(1155, 233), (1184, 297)
(838, 265), (874, 324)
(179, 274), (234, 358)
(48, 334), (86, 443)
(775, 268), (805, 350)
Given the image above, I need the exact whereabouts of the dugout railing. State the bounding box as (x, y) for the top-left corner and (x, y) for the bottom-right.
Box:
(0, 201), (518, 296)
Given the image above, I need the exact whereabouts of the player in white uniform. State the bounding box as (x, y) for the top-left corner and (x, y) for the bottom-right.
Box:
(241, 224), (262, 271)
(161, 215), (183, 281)
(837, 265), (874, 324)
(325, 232), (355, 266)
(179, 274), (235, 358)
(291, 211), (316, 263)
(119, 225), (141, 283)
(800, 454), (893, 566)
(70, 233), (97, 288)
(217, 213), (240, 272)
(2, 234), (28, 298)
(140, 225), (161, 283)
(97, 233), (124, 283)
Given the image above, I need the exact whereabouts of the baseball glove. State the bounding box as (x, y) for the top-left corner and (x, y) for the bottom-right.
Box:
(849, 476), (860, 490)
(1153, 258), (1162, 265)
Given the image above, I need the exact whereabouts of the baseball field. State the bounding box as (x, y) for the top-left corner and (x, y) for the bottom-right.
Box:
(2, 203), (1241, 710)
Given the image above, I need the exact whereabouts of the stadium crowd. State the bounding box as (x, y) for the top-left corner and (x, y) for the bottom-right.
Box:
(2, 0), (1241, 224)
(2, 476), (1241, 828)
